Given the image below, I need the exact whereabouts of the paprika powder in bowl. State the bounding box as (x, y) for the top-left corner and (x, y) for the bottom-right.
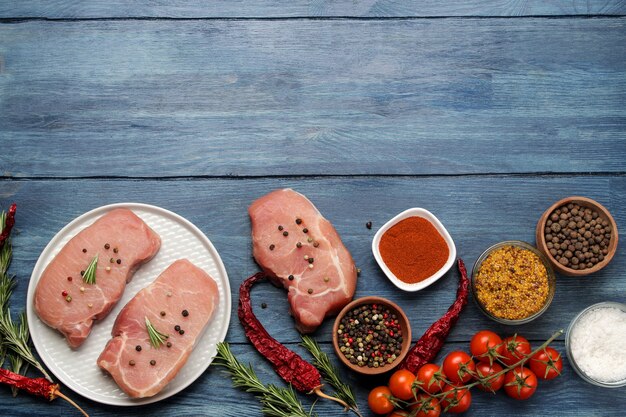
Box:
(372, 208), (456, 292)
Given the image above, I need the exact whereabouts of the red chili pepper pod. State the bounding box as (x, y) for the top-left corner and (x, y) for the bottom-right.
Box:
(238, 273), (322, 393)
(399, 258), (470, 374)
(0, 203), (17, 252)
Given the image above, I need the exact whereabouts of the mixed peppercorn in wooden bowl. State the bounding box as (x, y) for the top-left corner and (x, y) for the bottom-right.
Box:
(332, 296), (411, 376)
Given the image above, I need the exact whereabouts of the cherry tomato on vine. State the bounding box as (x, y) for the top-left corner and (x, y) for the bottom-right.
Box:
(368, 386), (395, 415)
(504, 367), (538, 400)
(441, 384), (472, 414)
(501, 335), (532, 366)
(409, 394), (441, 417)
(475, 361), (505, 392)
(388, 369), (417, 401)
(442, 351), (475, 384)
(530, 347), (563, 380)
(416, 363), (445, 394)
(470, 330), (504, 363)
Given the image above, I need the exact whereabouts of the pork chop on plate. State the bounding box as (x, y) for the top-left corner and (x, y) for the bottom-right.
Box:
(97, 259), (219, 398)
(34, 208), (161, 348)
(249, 188), (357, 333)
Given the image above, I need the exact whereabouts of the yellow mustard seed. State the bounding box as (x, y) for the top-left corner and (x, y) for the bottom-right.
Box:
(475, 245), (549, 320)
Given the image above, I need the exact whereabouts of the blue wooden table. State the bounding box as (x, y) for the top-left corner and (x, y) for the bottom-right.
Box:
(1, 2), (625, 416)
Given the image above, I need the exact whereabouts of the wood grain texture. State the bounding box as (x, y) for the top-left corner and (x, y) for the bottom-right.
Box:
(0, 177), (624, 416)
(1, 19), (626, 177)
(1, 0), (626, 18)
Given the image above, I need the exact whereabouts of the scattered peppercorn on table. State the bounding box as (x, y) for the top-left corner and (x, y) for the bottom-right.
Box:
(1, 2), (625, 416)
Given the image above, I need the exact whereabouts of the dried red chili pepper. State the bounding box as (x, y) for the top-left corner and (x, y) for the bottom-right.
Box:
(0, 203), (16, 252)
(239, 273), (321, 392)
(399, 258), (470, 374)
(0, 368), (89, 416)
(238, 272), (349, 408)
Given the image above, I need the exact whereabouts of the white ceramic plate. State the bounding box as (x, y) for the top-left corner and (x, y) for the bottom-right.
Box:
(372, 207), (456, 292)
(26, 203), (231, 406)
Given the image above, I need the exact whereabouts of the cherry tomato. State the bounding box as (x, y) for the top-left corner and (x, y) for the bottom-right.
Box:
(409, 394), (441, 417)
(530, 347), (563, 380)
(388, 369), (417, 401)
(501, 335), (532, 366)
(442, 351), (475, 384)
(368, 386), (395, 415)
(504, 367), (538, 400)
(416, 363), (445, 394)
(441, 384), (472, 414)
(475, 361), (505, 392)
(470, 330), (503, 363)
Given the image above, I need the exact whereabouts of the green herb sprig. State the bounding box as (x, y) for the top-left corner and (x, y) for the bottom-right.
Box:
(0, 210), (52, 383)
(0, 211), (28, 395)
(145, 317), (168, 348)
(213, 342), (316, 417)
(82, 255), (98, 285)
(301, 335), (362, 417)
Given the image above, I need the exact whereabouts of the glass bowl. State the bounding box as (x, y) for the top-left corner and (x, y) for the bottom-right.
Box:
(565, 301), (626, 388)
(471, 240), (556, 325)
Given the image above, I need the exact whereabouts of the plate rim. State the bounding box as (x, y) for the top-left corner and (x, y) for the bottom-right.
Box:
(26, 202), (232, 406)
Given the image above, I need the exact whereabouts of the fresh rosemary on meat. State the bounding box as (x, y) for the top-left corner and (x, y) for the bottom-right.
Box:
(82, 255), (98, 285)
(214, 342), (316, 417)
(145, 317), (168, 348)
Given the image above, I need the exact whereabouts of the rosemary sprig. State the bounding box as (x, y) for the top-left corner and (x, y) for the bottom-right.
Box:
(301, 335), (362, 417)
(213, 342), (316, 417)
(7, 312), (29, 397)
(0, 214), (27, 396)
(0, 208), (52, 382)
(82, 255), (98, 285)
(145, 317), (168, 348)
(0, 296), (52, 382)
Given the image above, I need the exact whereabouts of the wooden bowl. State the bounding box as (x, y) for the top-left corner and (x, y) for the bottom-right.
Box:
(332, 296), (411, 376)
(536, 196), (618, 276)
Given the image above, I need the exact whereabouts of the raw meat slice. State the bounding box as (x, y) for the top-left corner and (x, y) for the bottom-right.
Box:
(97, 259), (219, 398)
(249, 188), (357, 333)
(34, 208), (161, 348)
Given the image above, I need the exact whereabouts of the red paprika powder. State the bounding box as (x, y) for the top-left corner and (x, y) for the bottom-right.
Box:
(379, 216), (449, 283)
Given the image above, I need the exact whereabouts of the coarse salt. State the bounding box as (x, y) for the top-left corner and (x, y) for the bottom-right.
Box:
(569, 306), (626, 383)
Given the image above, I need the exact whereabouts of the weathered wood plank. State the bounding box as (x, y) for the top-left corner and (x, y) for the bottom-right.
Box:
(1, 176), (625, 415)
(1, 0), (626, 18)
(2, 176), (624, 345)
(4, 340), (623, 417)
(2, 19), (626, 177)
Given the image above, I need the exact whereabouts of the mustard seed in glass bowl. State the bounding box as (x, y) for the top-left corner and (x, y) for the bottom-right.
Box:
(471, 241), (556, 324)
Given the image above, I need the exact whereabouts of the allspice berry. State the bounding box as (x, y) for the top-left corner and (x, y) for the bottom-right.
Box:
(543, 203), (611, 271)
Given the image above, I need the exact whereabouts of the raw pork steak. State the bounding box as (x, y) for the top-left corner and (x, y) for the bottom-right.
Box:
(249, 188), (357, 333)
(34, 208), (161, 348)
(97, 259), (219, 398)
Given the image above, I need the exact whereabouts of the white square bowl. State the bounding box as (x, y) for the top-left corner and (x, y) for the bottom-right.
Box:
(372, 208), (456, 292)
